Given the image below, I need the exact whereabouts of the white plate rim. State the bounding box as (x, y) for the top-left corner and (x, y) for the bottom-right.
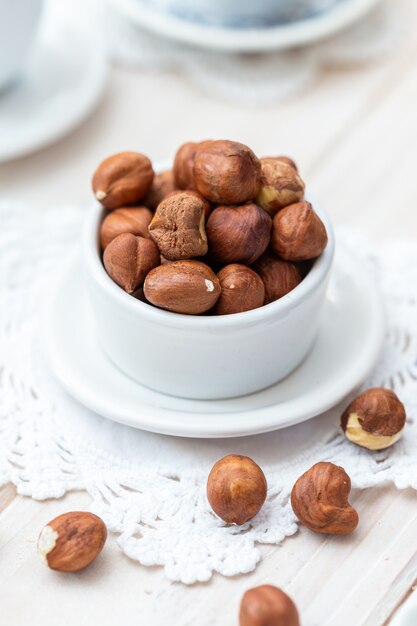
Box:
(0, 18), (108, 163)
(44, 242), (386, 438)
(110, 0), (383, 52)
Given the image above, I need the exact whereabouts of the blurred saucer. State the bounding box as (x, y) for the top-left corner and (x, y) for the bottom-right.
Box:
(0, 12), (107, 162)
(110, 0), (382, 52)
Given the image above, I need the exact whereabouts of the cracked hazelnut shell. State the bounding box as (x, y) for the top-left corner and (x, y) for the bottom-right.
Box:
(271, 201), (328, 261)
(240, 585), (300, 626)
(148, 191), (208, 260)
(256, 158), (305, 215)
(207, 454), (267, 525)
(166, 189), (212, 219)
(213, 264), (265, 315)
(252, 253), (303, 304)
(103, 233), (160, 293)
(143, 170), (177, 210)
(144, 260), (220, 314)
(100, 206), (153, 250)
(92, 151), (154, 210)
(194, 140), (261, 204)
(341, 388), (406, 450)
(291, 461), (359, 535)
(206, 203), (271, 265)
(37, 511), (107, 572)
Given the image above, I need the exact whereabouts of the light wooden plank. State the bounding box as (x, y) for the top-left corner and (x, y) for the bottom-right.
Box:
(0, 487), (416, 626)
(0, 483), (17, 513)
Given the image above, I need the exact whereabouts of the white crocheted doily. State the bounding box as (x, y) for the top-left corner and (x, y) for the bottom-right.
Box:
(92, 0), (406, 105)
(1, 203), (417, 584)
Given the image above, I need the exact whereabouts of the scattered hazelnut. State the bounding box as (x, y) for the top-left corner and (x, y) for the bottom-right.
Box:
(100, 206), (153, 250)
(143, 170), (177, 210)
(291, 461), (359, 535)
(256, 158), (305, 215)
(271, 201), (328, 261)
(92, 151), (154, 210)
(173, 141), (200, 190)
(239, 585), (300, 626)
(206, 454), (267, 525)
(213, 264), (265, 315)
(194, 140), (261, 204)
(252, 253), (304, 304)
(341, 388), (406, 450)
(144, 260), (221, 314)
(206, 203), (271, 265)
(103, 233), (159, 293)
(148, 191), (208, 260)
(37, 511), (107, 572)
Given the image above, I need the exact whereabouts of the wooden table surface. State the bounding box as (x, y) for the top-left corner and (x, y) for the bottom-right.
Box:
(1, 2), (417, 623)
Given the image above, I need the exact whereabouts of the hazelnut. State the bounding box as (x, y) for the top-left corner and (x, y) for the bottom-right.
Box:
(256, 158), (305, 215)
(100, 206), (153, 250)
(148, 191), (208, 260)
(341, 388), (406, 450)
(92, 151), (154, 210)
(271, 201), (328, 261)
(206, 454), (267, 525)
(194, 140), (261, 204)
(37, 511), (107, 572)
(103, 233), (159, 293)
(213, 264), (265, 315)
(143, 170), (177, 210)
(252, 253), (303, 304)
(206, 203), (271, 265)
(291, 462), (359, 535)
(173, 141), (199, 190)
(144, 260), (220, 314)
(276, 155), (299, 171)
(166, 189), (212, 219)
(239, 585), (300, 626)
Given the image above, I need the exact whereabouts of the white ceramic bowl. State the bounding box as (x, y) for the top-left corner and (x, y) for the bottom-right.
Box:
(82, 200), (335, 400)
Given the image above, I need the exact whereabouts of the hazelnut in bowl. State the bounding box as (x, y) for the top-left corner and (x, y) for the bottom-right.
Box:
(83, 143), (334, 400)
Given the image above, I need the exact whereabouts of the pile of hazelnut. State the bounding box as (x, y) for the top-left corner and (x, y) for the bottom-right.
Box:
(92, 140), (328, 315)
(36, 387), (406, 625)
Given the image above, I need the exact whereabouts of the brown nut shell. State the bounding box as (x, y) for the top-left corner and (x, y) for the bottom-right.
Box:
(206, 203), (271, 265)
(213, 264), (265, 315)
(173, 141), (199, 190)
(207, 454), (267, 525)
(37, 511), (107, 572)
(103, 233), (160, 293)
(100, 207), (153, 250)
(148, 191), (208, 260)
(271, 201), (328, 261)
(166, 189), (212, 219)
(239, 585), (300, 626)
(252, 253), (303, 304)
(291, 461), (359, 535)
(341, 388), (406, 450)
(143, 170), (177, 210)
(92, 151), (154, 210)
(194, 140), (261, 204)
(144, 260), (220, 314)
(256, 158), (305, 215)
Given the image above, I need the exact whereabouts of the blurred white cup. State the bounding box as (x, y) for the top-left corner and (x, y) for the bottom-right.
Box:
(0, 0), (43, 91)
(150, 0), (326, 26)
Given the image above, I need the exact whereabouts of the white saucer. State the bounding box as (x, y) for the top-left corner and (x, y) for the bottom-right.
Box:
(111, 0), (382, 52)
(0, 11), (107, 162)
(44, 241), (385, 438)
